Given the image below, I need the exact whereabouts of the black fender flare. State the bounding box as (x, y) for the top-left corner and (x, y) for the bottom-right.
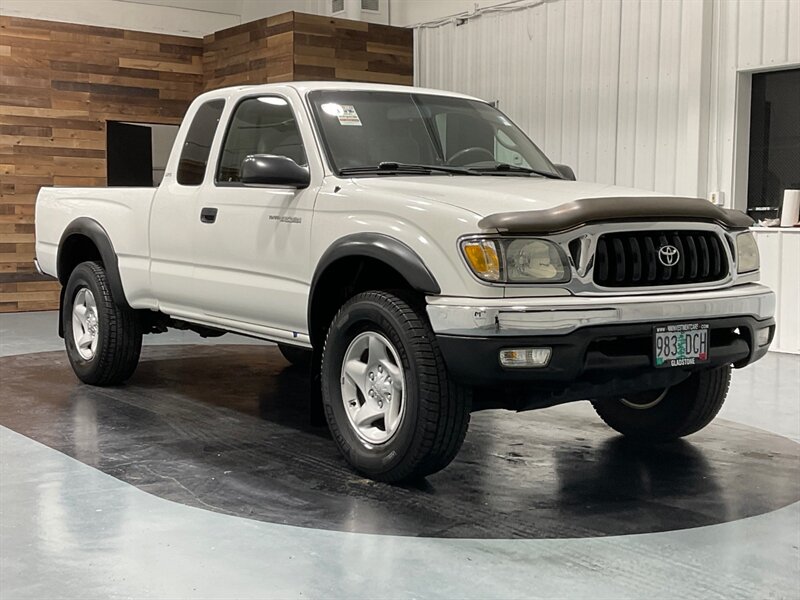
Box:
(308, 232), (440, 327)
(57, 217), (129, 309)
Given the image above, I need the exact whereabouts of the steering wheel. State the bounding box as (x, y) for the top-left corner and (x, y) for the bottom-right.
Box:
(446, 146), (495, 166)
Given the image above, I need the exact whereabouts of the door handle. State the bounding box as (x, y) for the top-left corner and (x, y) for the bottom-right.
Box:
(200, 207), (218, 224)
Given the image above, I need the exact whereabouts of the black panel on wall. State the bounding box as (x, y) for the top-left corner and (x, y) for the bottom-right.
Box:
(107, 122), (154, 187)
(747, 68), (800, 219)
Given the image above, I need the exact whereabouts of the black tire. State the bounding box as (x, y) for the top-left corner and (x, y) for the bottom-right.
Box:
(62, 261), (142, 386)
(321, 290), (471, 483)
(591, 366), (732, 441)
(277, 343), (312, 368)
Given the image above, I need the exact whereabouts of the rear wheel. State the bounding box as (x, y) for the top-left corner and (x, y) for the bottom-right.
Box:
(321, 290), (471, 483)
(591, 366), (731, 441)
(277, 343), (312, 368)
(62, 261), (142, 386)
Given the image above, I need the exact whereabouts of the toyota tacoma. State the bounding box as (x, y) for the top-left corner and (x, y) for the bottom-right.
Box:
(35, 82), (776, 482)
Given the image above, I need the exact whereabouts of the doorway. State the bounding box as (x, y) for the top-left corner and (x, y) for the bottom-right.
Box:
(106, 122), (180, 187)
(746, 68), (800, 220)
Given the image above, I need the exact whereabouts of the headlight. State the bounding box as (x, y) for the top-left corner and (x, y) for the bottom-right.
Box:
(736, 231), (759, 273)
(505, 239), (569, 282)
(461, 238), (571, 283)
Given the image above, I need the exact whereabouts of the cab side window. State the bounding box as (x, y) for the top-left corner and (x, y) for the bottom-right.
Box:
(217, 96), (307, 183)
(176, 99), (225, 186)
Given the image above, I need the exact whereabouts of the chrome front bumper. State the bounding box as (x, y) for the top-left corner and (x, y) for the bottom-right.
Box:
(426, 283), (776, 337)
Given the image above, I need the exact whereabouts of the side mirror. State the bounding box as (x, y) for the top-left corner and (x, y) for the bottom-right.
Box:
(554, 164), (576, 181)
(240, 154), (310, 188)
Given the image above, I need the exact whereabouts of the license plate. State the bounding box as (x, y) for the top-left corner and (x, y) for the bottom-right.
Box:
(654, 323), (709, 368)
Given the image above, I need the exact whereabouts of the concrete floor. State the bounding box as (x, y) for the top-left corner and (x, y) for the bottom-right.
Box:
(1, 311), (799, 599)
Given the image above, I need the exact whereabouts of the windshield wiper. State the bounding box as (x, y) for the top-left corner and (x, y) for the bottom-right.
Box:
(339, 162), (480, 176)
(468, 162), (564, 179)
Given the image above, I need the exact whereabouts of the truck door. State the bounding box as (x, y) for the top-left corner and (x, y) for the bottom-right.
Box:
(192, 93), (317, 337)
(149, 99), (226, 314)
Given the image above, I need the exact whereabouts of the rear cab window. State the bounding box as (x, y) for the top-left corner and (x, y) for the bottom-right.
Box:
(176, 99), (226, 186)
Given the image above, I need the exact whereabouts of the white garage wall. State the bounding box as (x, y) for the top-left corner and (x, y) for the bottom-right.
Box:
(754, 230), (800, 354)
(709, 0), (800, 355)
(416, 0), (800, 206)
(416, 0), (711, 195)
(239, 0), (328, 24)
(390, 0), (514, 26)
(708, 0), (800, 210)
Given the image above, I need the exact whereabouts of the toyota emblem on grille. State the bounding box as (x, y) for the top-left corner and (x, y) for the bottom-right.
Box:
(658, 244), (680, 267)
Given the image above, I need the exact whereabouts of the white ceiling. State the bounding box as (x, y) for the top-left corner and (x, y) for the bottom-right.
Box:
(0, 0), (485, 34)
(117, 0), (244, 16)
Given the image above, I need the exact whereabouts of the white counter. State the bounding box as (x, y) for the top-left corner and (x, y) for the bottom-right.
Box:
(752, 228), (799, 354)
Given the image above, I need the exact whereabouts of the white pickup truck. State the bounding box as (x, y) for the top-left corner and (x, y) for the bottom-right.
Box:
(36, 82), (776, 482)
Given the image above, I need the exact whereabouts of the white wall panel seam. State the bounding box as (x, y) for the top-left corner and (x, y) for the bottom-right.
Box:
(672, 0), (684, 196)
(655, 0), (680, 195)
(615, 0), (641, 188)
(762, 0), (789, 65)
(597, 0), (622, 185)
(689, 0), (714, 199)
(675, 0), (690, 196)
(707, 0), (721, 197)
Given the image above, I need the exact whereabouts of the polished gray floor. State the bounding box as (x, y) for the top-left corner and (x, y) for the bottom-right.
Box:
(1, 311), (799, 599)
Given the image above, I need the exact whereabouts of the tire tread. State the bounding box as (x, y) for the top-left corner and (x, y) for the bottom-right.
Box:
(321, 290), (471, 482)
(592, 366), (731, 441)
(64, 261), (142, 386)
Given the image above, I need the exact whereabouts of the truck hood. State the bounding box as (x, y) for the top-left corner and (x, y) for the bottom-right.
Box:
(350, 176), (663, 217)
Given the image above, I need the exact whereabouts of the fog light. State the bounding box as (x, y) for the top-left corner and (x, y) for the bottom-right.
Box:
(756, 327), (771, 347)
(499, 347), (551, 368)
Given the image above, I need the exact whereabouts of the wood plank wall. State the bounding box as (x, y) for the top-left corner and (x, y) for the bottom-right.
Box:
(0, 16), (203, 312)
(0, 12), (413, 313)
(202, 12), (294, 91)
(203, 13), (413, 92)
(292, 13), (413, 85)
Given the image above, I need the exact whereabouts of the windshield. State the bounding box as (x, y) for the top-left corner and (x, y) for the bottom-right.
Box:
(307, 90), (560, 177)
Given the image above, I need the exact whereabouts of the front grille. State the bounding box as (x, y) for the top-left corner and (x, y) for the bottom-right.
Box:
(593, 231), (729, 287)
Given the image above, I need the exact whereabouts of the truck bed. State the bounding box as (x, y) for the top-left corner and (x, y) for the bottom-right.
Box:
(35, 187), (158, 304)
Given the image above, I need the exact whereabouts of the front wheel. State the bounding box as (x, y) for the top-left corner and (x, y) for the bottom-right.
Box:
(321, 291), (471, 483)
(591, 366), (732, 441)
(62, 261), (142, 386)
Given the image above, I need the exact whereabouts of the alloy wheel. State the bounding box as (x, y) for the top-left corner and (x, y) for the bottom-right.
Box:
(340, 331), (407, 445)
(72, 287), (100, 360)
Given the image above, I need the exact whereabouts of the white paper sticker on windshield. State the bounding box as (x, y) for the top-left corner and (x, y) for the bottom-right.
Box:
(338, 105), (362, 126)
